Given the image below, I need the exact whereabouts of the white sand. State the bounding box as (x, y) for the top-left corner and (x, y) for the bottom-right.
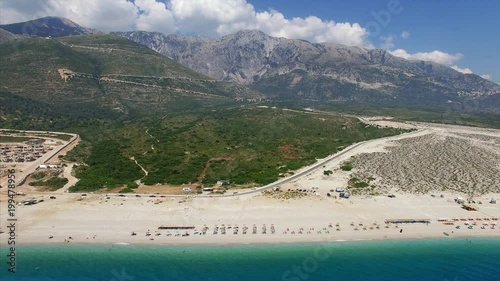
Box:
(1, 191), (498, 246)
(1, 121), (499, 246)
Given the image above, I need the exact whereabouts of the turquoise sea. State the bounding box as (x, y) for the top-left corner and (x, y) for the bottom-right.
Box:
(1, 238), (499, 281)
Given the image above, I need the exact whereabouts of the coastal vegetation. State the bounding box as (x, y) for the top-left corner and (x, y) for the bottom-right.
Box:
(349, 177), (370, 188)
(29, 176), (68, 191)
(31, 172), (46, 180)
(69, 140), (143, 192)
(119, 182), (140, 193)
(0, 135), (32, 142)
(2, 104), (411, 192)
(315, 103), (500, 129)
(340, 162), (353, 171)
(65, 107), (409, 191)
(323, 170), (333, 176)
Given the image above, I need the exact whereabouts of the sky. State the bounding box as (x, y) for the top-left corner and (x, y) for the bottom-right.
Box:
(0, 0), (498, 83)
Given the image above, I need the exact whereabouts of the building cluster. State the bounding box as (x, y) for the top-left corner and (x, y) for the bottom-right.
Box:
(0, 139), (55, 163)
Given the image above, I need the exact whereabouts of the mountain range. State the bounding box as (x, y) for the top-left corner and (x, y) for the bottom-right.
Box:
(1, 17), (500, 116)
(114, 29), (500, 112)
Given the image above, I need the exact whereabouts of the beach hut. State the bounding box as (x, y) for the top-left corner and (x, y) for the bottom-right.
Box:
(217, 180), (230, 186)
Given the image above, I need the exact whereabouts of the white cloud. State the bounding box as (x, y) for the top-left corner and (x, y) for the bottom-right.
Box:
(252, 11), (369, 46)
(480, 74), (491, 80)
(380, 35), (394, 49)
(451, 65), (473, 74)
(135, 0), (176, 34)
(170, 0), (255, 36)
(401, 31), (410, 39)
(390, 49), (463, 65)
(0, 0), (371, 46)
(169, 1), (370, 46)
(0, 0), (139, 31)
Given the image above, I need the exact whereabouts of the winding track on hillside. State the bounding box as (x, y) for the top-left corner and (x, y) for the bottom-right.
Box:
(1, 122), (427, 199)
(118, 126), (428, 198)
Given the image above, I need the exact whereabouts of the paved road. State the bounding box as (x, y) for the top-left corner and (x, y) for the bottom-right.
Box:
(1, 126), (425, 199)
(206, 127), (427, 198)
(113, 127), (427, 199)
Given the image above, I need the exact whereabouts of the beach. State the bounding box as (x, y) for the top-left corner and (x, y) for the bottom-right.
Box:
(1, 120), (499, 246)
(1, 189), (499, 246)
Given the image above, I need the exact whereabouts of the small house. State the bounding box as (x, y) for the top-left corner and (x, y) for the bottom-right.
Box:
(217, 180), (230, 186)
(39, 164), (61, 169)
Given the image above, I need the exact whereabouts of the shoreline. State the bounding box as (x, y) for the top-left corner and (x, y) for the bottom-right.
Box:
(1, 121), (499, 249)
(4, 234), (500, 248)
(5, 208), (499, 247)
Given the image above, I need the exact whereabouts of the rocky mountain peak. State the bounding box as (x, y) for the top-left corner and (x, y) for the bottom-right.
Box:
(0, 16), (99, 37)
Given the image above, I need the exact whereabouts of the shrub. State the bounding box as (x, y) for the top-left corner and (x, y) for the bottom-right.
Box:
(340, 162), (353, 171)
(29, 177), (68, 191)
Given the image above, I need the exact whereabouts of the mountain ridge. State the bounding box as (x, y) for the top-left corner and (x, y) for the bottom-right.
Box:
(0, 34), (260, 119)
(0, 16), (100, 37)
(1, 17), (499, 114)
(114, 29), (500, 113)
(0, 28), (20, 43)
(116, 29), (497, 87)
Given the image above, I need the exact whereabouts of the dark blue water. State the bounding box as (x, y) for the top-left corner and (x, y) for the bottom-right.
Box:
(1, 238), (499, 281)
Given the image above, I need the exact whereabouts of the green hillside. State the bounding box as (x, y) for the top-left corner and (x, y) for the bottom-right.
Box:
(0, 35), (259, 118)
(58, 34), (207, 78)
